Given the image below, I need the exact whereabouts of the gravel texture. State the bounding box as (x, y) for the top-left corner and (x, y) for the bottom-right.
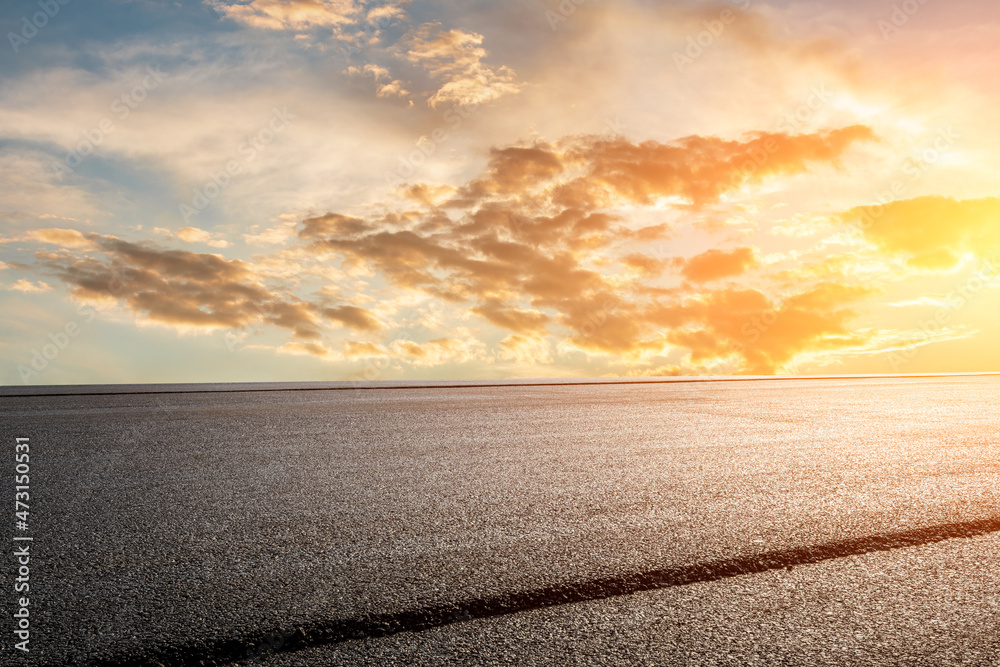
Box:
(250, 531), (1000, 666)
(1, 376), (999, 665)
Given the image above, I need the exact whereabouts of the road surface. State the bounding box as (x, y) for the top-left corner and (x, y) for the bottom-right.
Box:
(2, 375), (999, 665)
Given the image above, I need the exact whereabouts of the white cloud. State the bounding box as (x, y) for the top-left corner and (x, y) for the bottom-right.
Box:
(155, 225), (231, 248)
(497, 334), (553, 365)
(177, 226), (231, 248)
(5, 279), (52, 293)
(243, 218), (299, 245)
(402, 24), (521, 108)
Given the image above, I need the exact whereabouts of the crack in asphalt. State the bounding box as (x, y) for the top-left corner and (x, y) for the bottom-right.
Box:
(86, 515), (1000, 667)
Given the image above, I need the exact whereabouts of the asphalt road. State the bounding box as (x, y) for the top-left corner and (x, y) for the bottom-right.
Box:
(2, 375), (999, 665)
(245, 531), (1000, 666)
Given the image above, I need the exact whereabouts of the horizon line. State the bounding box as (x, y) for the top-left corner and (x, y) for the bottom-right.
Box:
(3, 371), (1000, 398)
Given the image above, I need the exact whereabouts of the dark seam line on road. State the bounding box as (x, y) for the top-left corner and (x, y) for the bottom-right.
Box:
(87, 515), (1000, 667)
(4, 372), (999, 398)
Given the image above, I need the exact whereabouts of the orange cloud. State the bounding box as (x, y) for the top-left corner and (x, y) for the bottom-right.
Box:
(471, 300), (550, 336)
(400, 183), (456, 206)
(622, 253), (669, 276)
(564, 125), (875, 208)
(25, 122), (881, 371)
(299, 213), (373, 240)
(841, 196), (1000, 269)
(437, 127), (874, 212)
(648, 283), (875, 373)
(301, 207), (632, 347)
(343, 340), (388, 358)
(295, 127), (880, 370)
(679, 246), (759, 283)
(322, 305), (382, 331)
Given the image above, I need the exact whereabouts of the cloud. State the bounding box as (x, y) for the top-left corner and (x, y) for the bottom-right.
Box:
(360, 64), (390, 80)
(840, 196), (1000, 269)
(210, 4), (516, 108)
(0, 152), (105, 228)
(624, 365), (687, 377)
(367, 4), (405, 24)
(400, 183), (456, 206)
(471, 300), (550, 335)
(295, 126), (878, 372)
(388, 334), (484, 366)
(300, 205), (630, 348)
(679, 246), (759, 283)
(176, 226), (231, 248)
(342, 332), (485, 367)
(209, 0), (363, 30)
(647, 283), (876, 374)
(437, 127), (874, 212)
(243, 219), (299, 246)
(450, 145), (564, 203)
(343, 340), (388, 359)
(622, 253), (669, 276)
(279, 341), (335, 357)
(26, 228), (98, 250)
(668, 2), (865, 84)
(497, 334), (553, 365)
(344, 63), (411, 99)
(32, 234), (378, 342)
(5, 279), (52, 293)
(402, 24), (521, 108)
(563, 125), (876, 208)
(155, 225), (231, 248)
(299, 212), (373, 240)
(375, 79), (410, 99)
(321, 304), (382, 331)
(41, 235), (283, 331)
(14, 121), (882, 374)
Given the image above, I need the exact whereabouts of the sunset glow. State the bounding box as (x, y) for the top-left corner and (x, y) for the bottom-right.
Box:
(3, 0), (1000, 384)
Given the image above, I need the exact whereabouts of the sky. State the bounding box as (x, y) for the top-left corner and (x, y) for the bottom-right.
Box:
(2, 0), (1000, 385)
